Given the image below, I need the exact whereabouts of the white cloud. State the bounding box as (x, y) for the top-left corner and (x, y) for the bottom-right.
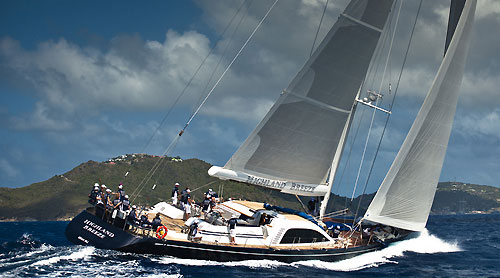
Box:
(10, 102), (72, 131)
(456, 108), (500, 139)
(0, 159), (19, 179)
(477, 0), (500, 20)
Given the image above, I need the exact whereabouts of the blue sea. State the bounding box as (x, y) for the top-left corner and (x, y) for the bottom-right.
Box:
(1, 214), (499, 277)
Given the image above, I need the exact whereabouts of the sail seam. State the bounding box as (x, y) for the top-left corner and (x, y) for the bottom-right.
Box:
(285, 91), (351, 114)
(340, 13), (383, 33)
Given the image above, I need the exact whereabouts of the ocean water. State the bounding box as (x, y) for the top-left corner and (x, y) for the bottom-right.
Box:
(1, 214), (499, 277)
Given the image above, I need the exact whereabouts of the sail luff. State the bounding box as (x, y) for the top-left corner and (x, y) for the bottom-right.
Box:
(364, 0), (476, 231)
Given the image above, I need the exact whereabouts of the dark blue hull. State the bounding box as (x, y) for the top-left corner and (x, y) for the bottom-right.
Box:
(66, 209), (405, 263)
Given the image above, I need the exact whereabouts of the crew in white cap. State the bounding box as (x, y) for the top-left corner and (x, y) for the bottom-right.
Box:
(171, 182), (180, 206)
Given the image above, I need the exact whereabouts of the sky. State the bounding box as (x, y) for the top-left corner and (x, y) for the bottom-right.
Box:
(1, 0), (500, 197)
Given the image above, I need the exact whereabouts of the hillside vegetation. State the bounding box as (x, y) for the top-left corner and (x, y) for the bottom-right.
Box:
(0, 154), (498, 221)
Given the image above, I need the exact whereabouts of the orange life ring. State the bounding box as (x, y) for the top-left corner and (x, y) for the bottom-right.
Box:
(156, 225), (168, 239)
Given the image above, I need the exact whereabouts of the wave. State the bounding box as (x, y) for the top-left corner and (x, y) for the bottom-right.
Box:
(32, 246), (95, 266)
(154, 257), (289, 269)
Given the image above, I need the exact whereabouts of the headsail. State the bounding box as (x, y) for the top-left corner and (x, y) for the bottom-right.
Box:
(364, 0), (476, 231)
(210, 0), (394, 196)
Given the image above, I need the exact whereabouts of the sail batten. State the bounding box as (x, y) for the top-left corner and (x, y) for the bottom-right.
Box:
(285, 91), (351, 114)
(210, 0), (395, 193)
(341, 13), (383, 33)
(364, 0), (476, 231)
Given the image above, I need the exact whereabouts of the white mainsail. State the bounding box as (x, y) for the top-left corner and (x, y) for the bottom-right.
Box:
(364, 0), (476, 231)
(209, 0), (394, 196)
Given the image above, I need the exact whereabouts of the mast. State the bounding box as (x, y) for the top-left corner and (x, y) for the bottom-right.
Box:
(319, 98), (357, 219)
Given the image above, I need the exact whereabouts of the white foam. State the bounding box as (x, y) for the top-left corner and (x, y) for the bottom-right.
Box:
(138, 274), (183, 278)
(32, 246), (95, 266)
(155, 257), (288, 269)
(294, 229), (461, 271)
(25, 243), (54, 257)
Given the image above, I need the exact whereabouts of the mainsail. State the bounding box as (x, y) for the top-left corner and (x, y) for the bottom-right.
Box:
(209, 0), (394, 196)
(364, 0), (476, 231)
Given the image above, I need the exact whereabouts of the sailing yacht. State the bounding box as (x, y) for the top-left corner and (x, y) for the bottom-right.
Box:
(66, 0), (476, 262)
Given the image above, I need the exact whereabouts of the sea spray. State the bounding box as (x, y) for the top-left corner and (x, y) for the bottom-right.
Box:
(32, 246), (95, 266)
(293, 229), (461, 271)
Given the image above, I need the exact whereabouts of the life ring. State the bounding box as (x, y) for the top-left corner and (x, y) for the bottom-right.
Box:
(156, 225), (168, 239)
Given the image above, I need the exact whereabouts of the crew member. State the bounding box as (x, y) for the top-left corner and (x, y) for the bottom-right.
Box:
(88, 184), (100, 205)
(152, 213), (162, 230)
(227, 215), (238, 245)
(208, 188), (218, 199)
(104, 188), (113, 209)
(140, 212), (151, 228)
(112, 196), (122, 209)
(172, 182), (180, 206)
(201, 196), (211, 217)
(261, 213), (270, 238)
(116, 183), (125, 200)
(128, 205), (139, 225)
(121, 195), (131, 211)
(183, 189), (192, 220)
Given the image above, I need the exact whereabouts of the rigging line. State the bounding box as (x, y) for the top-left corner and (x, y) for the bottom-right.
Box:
(326, 2), (395, 210)
(130, 133), (183, 202)
(153, 0), (252, 187)
(333, 6), (394, 202)
(354, 0), (422, 221)
(182, 0), (279, 132)
(309, 0), (329, 57)
(190, 180), (217, 193)
(349, 0), (403, 202)
(366, 21), (391, 89)
(333, 106), (365, 197)
(295, 195), (309, 214)
(193, 0), (253, 111)
(377, 0), (402, 96)
(132, 0), (279, 201)
(122, 0), (248, 185)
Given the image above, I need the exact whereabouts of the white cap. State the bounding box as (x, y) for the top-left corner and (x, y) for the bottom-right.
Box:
(106, 188), (111, 193)
(94, 183), (99, 187)
(101, 184), (106, 188)
(186, 189), (191, 193)
(124, 195), (129, 199)
(118, 184), (123, 189)
(132, 205), (137, 209)
(209, 188), (213, 191)
(175, 182), (180, 186)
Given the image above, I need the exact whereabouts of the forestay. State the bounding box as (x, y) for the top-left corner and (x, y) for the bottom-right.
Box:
(210, 0), (394, 196)
(364, 0), (476, 231)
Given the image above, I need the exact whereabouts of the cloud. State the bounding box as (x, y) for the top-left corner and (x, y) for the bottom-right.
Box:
(0, 30), (213, 113)
(10, 102), (72, 131)
(456, 109), (500, 140)
(1, 1), (500, 189)
(0, 159), (19, 179)
(477, 0), (500, 20)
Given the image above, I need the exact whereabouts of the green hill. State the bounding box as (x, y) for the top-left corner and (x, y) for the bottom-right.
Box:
(0, 154), (499, 221)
